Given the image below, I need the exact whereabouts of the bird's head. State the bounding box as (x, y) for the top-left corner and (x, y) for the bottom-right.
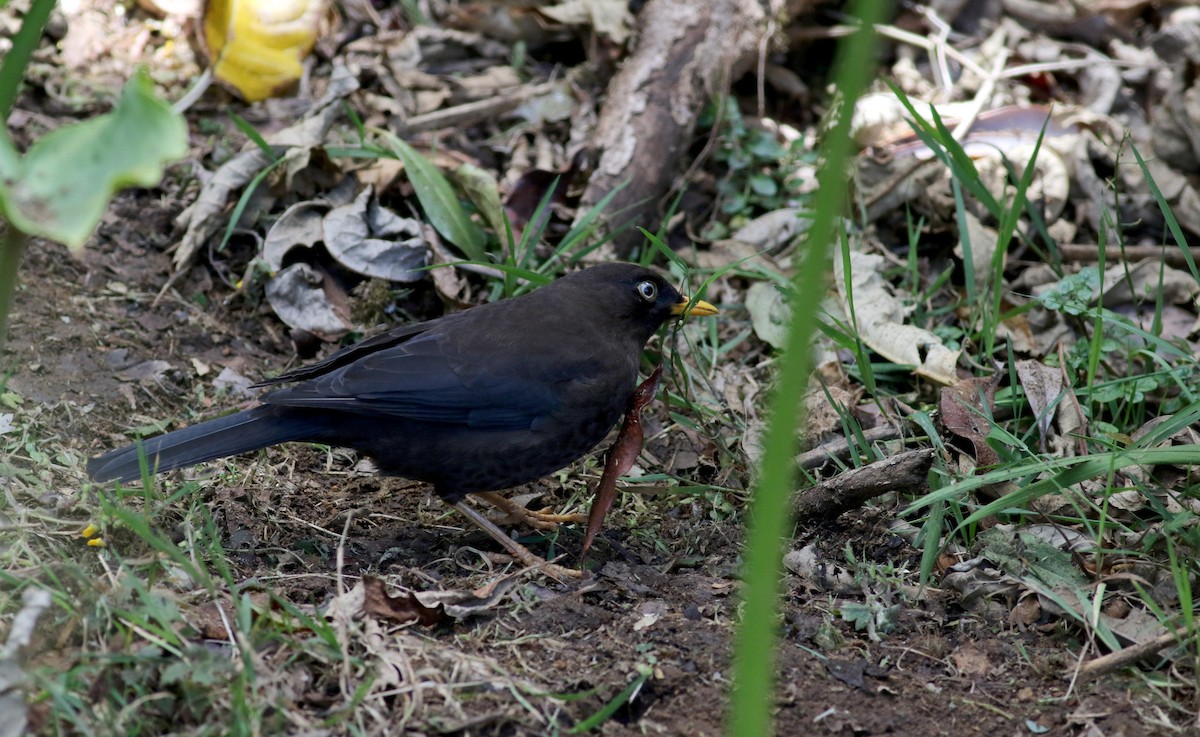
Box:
(547, 263), (718, 345)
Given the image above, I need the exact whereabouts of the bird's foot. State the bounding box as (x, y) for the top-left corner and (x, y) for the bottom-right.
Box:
(478, 550), (584, 580)
(453, 500), (584, 580)
(475, 491), (587, 530)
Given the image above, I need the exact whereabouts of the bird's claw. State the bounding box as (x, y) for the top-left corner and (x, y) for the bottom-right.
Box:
(475, 491), (586, 530)
(454, 500), (585, 581)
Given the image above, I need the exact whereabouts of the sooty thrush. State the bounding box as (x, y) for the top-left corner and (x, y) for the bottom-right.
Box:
(88, 263), (717, 575)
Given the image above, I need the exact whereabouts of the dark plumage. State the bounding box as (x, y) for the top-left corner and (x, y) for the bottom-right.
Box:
(89, 263), (716, 509)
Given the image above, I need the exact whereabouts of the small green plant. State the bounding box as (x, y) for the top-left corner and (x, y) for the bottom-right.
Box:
(0, 0), (186, 349)
(698, 101), (817, 241)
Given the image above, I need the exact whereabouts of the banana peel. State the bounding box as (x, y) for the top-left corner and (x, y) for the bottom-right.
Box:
(202, 0), (326, 101)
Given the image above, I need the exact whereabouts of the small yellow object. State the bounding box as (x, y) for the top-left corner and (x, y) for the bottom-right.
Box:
(81, 523), (105, 547)
(203, 0), (326, 102)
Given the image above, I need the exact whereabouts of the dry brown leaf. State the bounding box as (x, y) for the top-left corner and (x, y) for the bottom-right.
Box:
(362, 576), (443, 627)
(538, 0), (632, 44)
(951, 645), (991, 677)
(1009, 593), (1042, 628)
(582, 365), (662, 555)
(836, 251), (960, 384)
(745, 281), (790, 350)
(265, 262), (354, 339)
(940, 374), (1001, 467)
(1015, 359), (1063, 452)
(170, 65), (358, 275)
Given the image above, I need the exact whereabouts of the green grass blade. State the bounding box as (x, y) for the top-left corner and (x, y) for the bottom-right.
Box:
(228, 111), (278, 160)
(727, 3), (886, 735)
(376, 131), (488, 261)
(1129, 140), (1200, 286)
(984, 117), (1046, 356)
(885, 85), (1002, 218)
(567, 667), (651, 733)
(218, 156), (287, 254)
(951, 177), (976, 319)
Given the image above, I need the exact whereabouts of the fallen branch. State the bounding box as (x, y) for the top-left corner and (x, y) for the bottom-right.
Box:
(792, 449), (934, 523)
(578, 0), (775, 256)
(1075, 630), (1187, 683)
(796, 423), (905, 470)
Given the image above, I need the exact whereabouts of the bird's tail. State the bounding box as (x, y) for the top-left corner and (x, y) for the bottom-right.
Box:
(87, 406), (306, 484)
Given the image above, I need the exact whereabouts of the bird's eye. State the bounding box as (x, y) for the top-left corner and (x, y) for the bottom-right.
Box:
(636, 280), (658, 302)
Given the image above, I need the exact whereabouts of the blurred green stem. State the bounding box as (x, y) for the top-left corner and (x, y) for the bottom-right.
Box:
(0, 226), (29, 351)
(0, 0), (56, 121)
(0, 0), (58, 351)
(726, 2), (887, 736)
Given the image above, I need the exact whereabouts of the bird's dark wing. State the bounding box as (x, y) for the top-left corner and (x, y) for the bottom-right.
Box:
(252, 317), (456, 388)
(261, 330), (590, 430)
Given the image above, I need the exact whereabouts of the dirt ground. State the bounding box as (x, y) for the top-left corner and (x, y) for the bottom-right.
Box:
(7, 217), (1161, 736)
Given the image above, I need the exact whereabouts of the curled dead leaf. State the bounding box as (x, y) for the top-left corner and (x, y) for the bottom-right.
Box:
(940, 374), (1002, 467)
(835, 251), (960, 384)
(581, 365), (663, 556)
(362, 576), (443, 627)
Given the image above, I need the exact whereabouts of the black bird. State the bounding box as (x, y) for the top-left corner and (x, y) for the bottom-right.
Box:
(88, 263), (717, 575)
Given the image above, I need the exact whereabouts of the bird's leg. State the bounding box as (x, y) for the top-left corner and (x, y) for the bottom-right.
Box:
(452, 500), (584, 579)
(474, 491), (587, 530)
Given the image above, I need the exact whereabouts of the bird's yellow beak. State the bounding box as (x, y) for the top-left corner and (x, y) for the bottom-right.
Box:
(671, 297), (718, 317)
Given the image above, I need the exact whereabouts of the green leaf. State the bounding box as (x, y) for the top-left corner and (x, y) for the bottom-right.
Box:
(376, 131), (488, 262)
(748, 173), (778, 197)
(839, 602), (875, 632)
(1038, 267), (1099, 315)
(746, 131), (785, 160)
(721, 192), (748, 215)
(0, 69), (187, 250)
